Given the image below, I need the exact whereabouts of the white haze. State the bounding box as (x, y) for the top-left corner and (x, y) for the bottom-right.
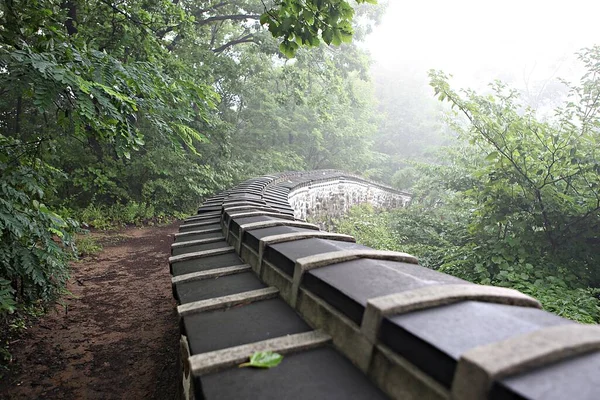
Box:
(364, 0), (600, 91)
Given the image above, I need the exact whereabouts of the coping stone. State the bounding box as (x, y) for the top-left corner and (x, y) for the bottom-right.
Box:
(492, 350), (600, 400)
(173, 231), (224, 243)
(362, 283), (542, 343)
(244, 226), (320, 252)
(302, 258), (466, 324)
(227, 215), (279, 234)
(171, 239), (229, 256)
(184, 213), (222, 222)
(197, 206), (222, 213)
(179, 221), (221, 232)
(197, 346), (389, 400)
(189, 330), (330, 375)
(233, 220), (320, 253)
(171, 252), (244, 276)
(177, 287), (278, 316)
(175, 228), (222, 240)
(290, 249), (420, 307)
(452, 324), (600, 400)
(256, 232), (355, 275)
(172, 264), (251, 285)
(381, 301), (571, 388)
(174, 270), (265, 305)
(264, 238), (372, 277)
(169, 246), (234, 265)
(182, 297), (312, 355)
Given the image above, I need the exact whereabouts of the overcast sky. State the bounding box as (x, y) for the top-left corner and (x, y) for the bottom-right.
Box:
(364, 0), (600, 89)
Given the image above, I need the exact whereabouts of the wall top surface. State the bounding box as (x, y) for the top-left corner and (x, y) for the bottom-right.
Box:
(170, 170), (600, 400)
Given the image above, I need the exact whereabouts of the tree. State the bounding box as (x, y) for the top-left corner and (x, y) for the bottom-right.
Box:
(220, 43), (378, 176)
(261, 0), (378, 57)
(331, 47), (600, 323)
(0, 0), (381, 325)
(429, 48), (600, 288)
(364, 65), (450, 185)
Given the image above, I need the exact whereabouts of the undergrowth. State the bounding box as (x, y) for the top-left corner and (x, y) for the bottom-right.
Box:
(63, 202), (187, 230)
(331, 204), (600, 324)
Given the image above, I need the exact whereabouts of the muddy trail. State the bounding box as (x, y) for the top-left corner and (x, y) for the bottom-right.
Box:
(0, 223), (180, 399)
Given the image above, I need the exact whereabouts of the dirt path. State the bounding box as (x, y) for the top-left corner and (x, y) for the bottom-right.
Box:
(0, 223), (180, 399)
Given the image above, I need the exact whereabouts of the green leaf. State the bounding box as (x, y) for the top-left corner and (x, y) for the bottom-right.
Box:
(259, 13), (270, 25)
(239, 351), (284, 369)
(485, 151), (499, 162)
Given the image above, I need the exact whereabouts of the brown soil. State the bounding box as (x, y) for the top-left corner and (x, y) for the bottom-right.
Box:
(0, 223), (181, 400)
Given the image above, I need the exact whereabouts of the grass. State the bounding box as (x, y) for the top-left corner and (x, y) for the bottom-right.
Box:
(75, 233), (103, 257)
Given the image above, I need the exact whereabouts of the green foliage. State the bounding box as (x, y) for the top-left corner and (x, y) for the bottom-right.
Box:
(72, 202), (168, 229)
(74, 234), (103, 257)
(219, 44), (378, 178)
(0, 136), (77, 320)
(333, 204), (403, 250)
(1, 0), (215, 155)
(430, 52), (600, 287)
(0, 279), (17, 316)
(239, 351), (284, 368)
(334, 202), (600, 323)
(332, 48), (600, 324)
(366, 64), (450, 185)
(331, 202), (467, 270)
(0, 0), (380, 336)
(262, 0), (377, 57)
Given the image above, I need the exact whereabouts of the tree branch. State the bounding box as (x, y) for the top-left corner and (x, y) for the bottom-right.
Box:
(212, 34), (256, 53)
(196, 14), (261, 26)
(196, 1), (230, 14)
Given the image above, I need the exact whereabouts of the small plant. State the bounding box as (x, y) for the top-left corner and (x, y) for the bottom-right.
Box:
(75, 233), (103, 257)
(0, 279), (16, 316)
(0, 345), (12, 378)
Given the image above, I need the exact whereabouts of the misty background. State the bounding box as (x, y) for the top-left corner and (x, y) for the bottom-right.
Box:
(366, 0), (600, 88)
(356, 0), (600, 184)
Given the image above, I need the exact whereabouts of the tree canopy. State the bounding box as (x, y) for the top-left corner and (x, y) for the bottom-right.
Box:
(0, 0), (383, 336)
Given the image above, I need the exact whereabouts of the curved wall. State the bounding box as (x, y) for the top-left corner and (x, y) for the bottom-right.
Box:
(284, 171), (410, 221)
(168, 170), (600, 400)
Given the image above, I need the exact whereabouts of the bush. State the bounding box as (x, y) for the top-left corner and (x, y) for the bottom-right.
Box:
(331, 203), (600, 324)
(75, 234), (103, 257)
(1, 137), (77, 322)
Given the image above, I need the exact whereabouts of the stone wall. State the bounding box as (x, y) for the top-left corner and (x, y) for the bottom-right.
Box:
(169, 170), (600, 400)
(284, 172), (411, 221)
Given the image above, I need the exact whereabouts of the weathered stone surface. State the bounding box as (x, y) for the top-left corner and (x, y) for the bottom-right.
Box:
(288, 177), (410, 221)
(494, 351), (600, 400)
(182, 297), (312, 355)
(453, 324), (600, 400)
(190, 330), (330, 375)
(177, 287), (279, 316)
(381, 301), (570, 388)
(244, 226), (321, 251)
(198, 346), (388, 400)
(264, 238), (371, 277)
(174, 229), (223, 243)
(171, 252), (244, 276)
(169, 246), (234, 264)
(362, 284), (541, 344)
(302, 258), (466, 324)
(171, 238), (229, 256)
(174, 271), (265, 304)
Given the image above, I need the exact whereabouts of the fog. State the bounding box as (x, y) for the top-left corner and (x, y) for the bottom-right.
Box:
(364, 0), (600, 90)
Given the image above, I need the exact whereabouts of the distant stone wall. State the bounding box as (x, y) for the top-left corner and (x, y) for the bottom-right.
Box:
(286, 174), (411, 221)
